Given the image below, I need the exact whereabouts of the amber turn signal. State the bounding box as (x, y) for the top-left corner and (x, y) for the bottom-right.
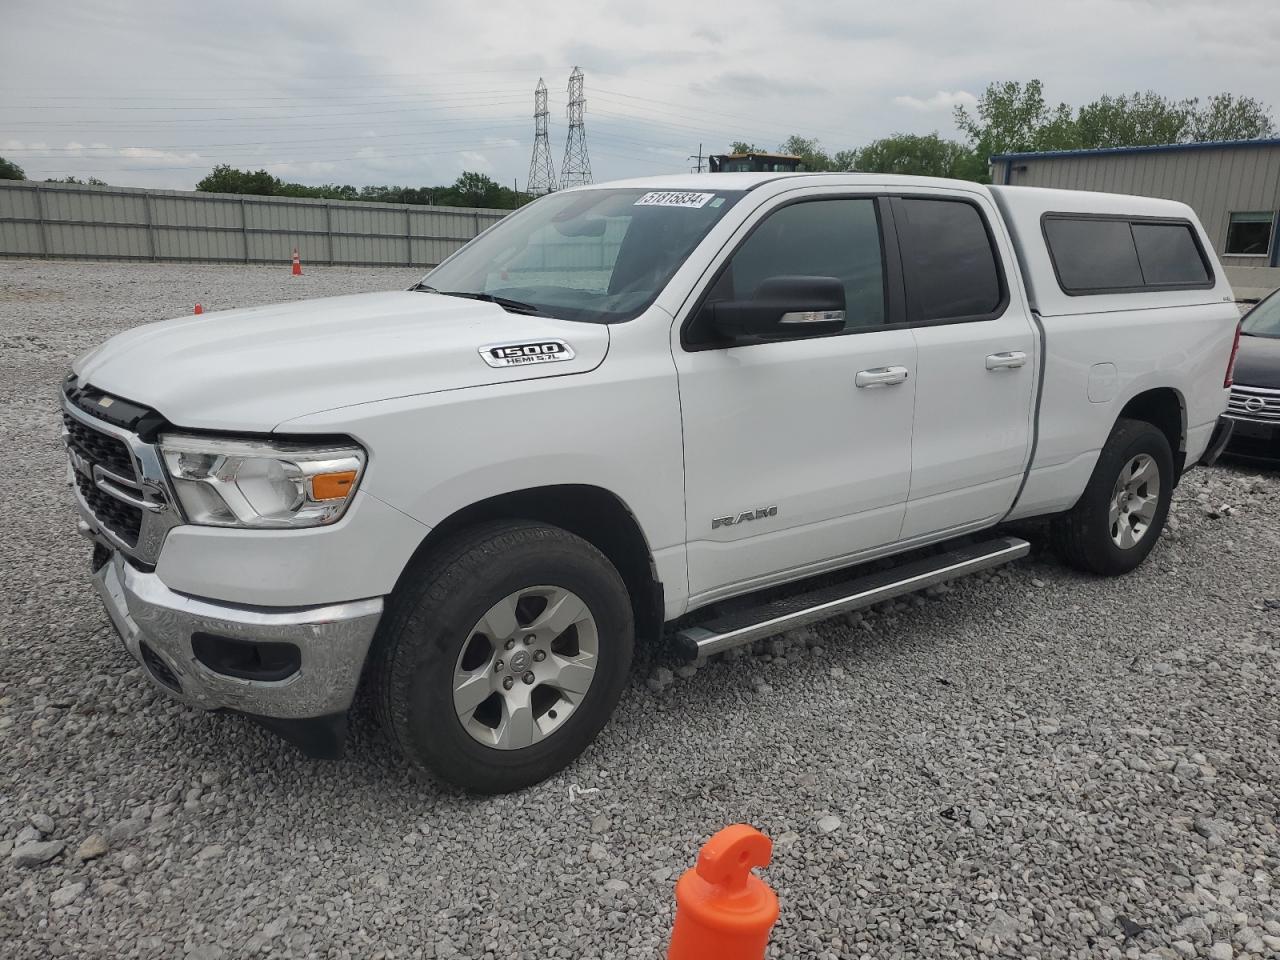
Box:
(311, 470), (358, 501)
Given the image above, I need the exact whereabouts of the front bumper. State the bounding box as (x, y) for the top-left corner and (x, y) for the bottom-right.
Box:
(94, 551), (383, 720)
(1222, 412), (1279, 460)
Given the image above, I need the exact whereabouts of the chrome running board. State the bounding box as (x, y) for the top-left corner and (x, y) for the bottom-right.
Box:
(675, 536), (1030, 660)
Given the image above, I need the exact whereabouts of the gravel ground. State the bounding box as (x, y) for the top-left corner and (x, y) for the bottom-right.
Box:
(2, 258), (1279, 960)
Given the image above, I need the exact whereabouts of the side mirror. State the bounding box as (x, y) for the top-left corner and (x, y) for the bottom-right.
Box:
(705, 275), (846, 340)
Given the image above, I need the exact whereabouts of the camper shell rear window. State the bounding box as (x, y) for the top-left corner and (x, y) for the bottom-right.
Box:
(1041, 213), (1214, 296)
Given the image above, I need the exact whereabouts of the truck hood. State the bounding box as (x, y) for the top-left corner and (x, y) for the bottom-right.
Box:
(73, 291), (610, 432)
(1234, 334), (1280, 390)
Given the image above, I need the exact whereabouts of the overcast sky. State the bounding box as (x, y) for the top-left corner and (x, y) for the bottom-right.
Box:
(2, 0), (1278, 191)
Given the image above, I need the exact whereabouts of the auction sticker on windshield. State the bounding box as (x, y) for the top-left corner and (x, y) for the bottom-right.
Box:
(479, 340), (576, 368)
(634, 191), (715, 209)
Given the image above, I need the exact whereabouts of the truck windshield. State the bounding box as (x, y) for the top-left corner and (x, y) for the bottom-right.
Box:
(1242, 290), (1280, 338)
(417, 188), (744, 324)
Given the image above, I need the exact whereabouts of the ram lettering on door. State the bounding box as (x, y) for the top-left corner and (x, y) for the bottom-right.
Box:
(711, 506), (778, 530)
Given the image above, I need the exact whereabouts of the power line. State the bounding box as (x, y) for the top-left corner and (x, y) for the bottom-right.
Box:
(20, 141), (525, 175)
(0, 98), (527, 127)
(1, 122), (526, 152)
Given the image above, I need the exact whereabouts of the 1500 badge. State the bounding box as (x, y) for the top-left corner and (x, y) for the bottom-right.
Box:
(479, 340), (576, 368)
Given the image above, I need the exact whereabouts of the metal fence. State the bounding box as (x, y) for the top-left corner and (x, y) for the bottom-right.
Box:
(0, 180), (510, 268)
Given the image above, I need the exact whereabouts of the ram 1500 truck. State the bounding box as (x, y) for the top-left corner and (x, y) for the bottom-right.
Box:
(62, 174), (1240, 793)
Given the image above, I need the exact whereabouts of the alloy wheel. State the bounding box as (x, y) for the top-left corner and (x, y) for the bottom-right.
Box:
(451, 585), (599, 750)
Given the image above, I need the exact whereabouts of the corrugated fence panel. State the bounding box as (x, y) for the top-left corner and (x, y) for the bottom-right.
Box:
(331, 202), (405, 237)
(0, 184), (40, 220)
(0, 220), (42, 255)
(0, 181), (510, 265)
(411, 237), (467, 266)
(50, 223), (151, 258)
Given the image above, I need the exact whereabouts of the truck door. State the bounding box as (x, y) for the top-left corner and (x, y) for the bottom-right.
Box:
(889, 193), (1037, 539)
(673, 194), (917, 605)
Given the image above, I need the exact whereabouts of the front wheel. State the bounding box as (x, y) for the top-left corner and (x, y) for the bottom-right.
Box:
(1053, 418), (1174, 576)
(372, 521), (634, 794)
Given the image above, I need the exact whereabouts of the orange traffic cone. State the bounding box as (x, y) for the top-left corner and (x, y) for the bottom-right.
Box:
(667, 825), (779, 960)
(193, 303), (203, 315)
(291, 247), (302, 276)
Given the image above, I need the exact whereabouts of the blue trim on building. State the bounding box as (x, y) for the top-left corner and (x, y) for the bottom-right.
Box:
(1270, 211), (1280, 268)
(990, 137), (1280, 164)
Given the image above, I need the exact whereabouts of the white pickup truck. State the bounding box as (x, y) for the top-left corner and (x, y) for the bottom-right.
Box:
(63, 173), (1240, 792)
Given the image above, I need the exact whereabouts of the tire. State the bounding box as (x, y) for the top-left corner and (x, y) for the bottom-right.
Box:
(1052, 417), (1174, 576)
(372, 521), (634, 794)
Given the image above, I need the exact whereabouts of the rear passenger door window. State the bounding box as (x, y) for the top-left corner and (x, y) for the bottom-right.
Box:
(689, 198), (888, 345)
(891, 197), (1005, 322)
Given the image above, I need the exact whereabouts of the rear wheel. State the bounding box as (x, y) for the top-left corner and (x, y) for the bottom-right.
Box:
(1053, 418), (1174, 576)
(373, 521), (634, 794)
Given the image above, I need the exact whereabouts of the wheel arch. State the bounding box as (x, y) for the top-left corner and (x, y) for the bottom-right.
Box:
(397, 484), (664, 645)
(1117, 386), (1187, 482)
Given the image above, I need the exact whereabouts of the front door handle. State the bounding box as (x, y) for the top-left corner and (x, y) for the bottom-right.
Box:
(986, 351), (1027, 370)
(855, 365), (910, 388)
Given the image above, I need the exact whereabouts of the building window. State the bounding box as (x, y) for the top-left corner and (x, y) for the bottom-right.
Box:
(1225, 212), (1274, 256)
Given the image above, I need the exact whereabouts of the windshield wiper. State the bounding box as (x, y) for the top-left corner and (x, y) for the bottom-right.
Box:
(415, 287), (545, 315)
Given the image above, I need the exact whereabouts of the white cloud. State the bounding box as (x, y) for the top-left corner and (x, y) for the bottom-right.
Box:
(117, 147), (203, 164)
(893, 90), (979, 113)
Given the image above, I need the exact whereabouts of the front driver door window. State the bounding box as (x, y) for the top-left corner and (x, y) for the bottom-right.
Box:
(689, 198), (888, 345)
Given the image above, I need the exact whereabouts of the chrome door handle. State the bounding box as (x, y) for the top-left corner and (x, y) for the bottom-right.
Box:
(985, 351), (1027, 370)
(855, 365), (909, 388)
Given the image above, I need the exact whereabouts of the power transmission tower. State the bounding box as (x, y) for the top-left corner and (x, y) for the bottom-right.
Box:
(526, 78), (556, 196)
(560, 66), (593, 188)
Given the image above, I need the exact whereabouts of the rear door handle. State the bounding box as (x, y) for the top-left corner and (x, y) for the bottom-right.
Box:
(855, 365), (909, 388)
(985, 351), (1027, 370)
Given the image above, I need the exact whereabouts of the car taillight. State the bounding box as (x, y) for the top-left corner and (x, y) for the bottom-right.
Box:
(1224, 321), (1242, 388)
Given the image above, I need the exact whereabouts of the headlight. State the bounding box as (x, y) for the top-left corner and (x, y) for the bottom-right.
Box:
(159, 434), (366, 528)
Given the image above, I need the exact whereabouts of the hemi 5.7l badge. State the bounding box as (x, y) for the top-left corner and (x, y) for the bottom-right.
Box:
(479, 339), (576, 368)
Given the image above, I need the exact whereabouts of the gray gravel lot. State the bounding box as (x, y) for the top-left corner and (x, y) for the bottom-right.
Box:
(2, 258), (1279, 960)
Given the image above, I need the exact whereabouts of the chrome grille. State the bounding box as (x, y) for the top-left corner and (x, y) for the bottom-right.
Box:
(1226, 384), (1280, 422)
(73, 468), (142, 547)
(62, 386), (181, 564)
(62, 412), (137, 481)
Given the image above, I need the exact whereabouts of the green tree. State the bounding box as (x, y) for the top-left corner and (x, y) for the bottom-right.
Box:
(777, 135), (835, 171)
(955, 81), (1276, 175)
(728, 141), (761, 154)
(854, 133), (979, 179)
(196, 164), (281, 195)
(1074, 92), (1193, 149)
(450, 171), (503, 208)
(954, 79), (1077, 158)
(0, 156), (26, 180)
(193, 165), (528, 210)
(1188, 93), (1275, 141)
(831, 149), (859, 172)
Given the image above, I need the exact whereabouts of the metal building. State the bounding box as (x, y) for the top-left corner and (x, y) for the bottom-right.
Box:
(990, 139), (1280, 298)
